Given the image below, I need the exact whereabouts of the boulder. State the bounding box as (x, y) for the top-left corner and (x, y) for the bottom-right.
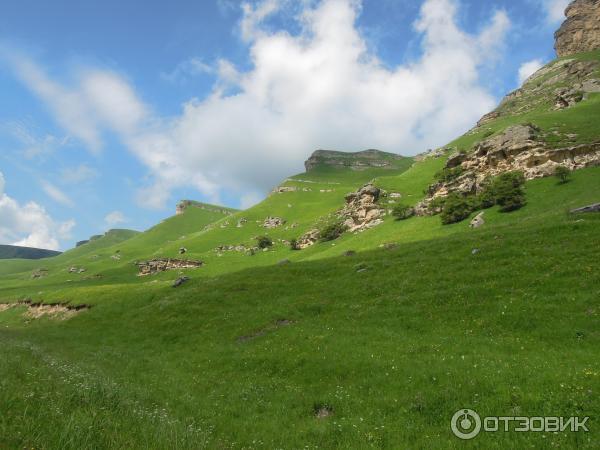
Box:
(469, 212), (485, 228)
(172, 276), (189, 287)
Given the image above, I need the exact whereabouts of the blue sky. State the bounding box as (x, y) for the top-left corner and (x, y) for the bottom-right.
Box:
(0, 0), (570, 250)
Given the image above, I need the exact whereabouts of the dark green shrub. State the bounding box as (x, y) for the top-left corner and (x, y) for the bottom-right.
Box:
(289, 238), (300, 250)
(440, 193), (474, 224)
(392, 204), (415, 220)
(492, 171), (526, 212)
(554, 165), (571, 184)
(434, 166), (464, 183)
(319, 220), (347, 242)
(256, 236), (273, 249)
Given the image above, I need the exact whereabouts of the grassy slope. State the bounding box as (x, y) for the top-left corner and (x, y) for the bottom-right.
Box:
(0, 169), (598, 448)
(0, 51), (599, 449)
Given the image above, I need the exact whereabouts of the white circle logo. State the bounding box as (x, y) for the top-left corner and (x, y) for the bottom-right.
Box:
(451, 409), (482, 439)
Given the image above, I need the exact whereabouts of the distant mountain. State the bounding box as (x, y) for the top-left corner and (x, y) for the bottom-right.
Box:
(0, 244), (61, 260)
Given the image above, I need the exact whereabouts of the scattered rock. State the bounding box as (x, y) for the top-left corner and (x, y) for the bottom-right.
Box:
(354, 263), (369, 272)
(383, 242), (398, 250)
(277, 259), (291, 266)
(31, 269), (48, 279)
(172, 276), (190, 287)
(136, 259), (203, 276)
(296, 229), (320, 249)
(471, 248), (480, 255)
(236, 218), (248, 227)
(343, 250), (356, 257)
(179, 247), (187, 254)
(263, 216), (286, 228)
(570, 202), (600, 213)
(469, 212), (485, 228)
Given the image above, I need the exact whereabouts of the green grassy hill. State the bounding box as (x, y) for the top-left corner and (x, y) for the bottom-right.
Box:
(0, 49), (599, 448)
(0, 244), (61, 260)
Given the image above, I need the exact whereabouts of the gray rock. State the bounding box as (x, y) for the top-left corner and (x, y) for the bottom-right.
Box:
(172, 276), (190, 287)
(570, 202), (600, 213)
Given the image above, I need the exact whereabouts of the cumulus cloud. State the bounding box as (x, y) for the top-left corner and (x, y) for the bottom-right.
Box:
(518, 59), (545, 85)
(0, 172), (75, 250)
(4, 0), (511, 210)
(41, 180), (74, 207)
(104, 210), (128, 226)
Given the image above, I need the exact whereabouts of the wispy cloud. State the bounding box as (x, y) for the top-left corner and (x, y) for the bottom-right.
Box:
(41, 180), (74, 207)
(59, 164), (99, 184)
(160, 57), (214, 83)
(104, 210), (128, 226)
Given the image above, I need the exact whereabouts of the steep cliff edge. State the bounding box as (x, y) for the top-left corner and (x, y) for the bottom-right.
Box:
(304, 149), (406, 172)
(555, 0), (600, 57)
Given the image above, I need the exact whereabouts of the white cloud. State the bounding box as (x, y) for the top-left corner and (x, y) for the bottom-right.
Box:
(518, 59), (545, 85)
(540, 0), (570, 24)
(104, 210), (128, 226)
(41, 180), (74, 207)
(0, 172), (75, 250)
(4, 0), (511, 210)
(59, 164), (99, 184)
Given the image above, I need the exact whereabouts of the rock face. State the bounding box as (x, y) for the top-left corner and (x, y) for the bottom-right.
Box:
(304, 149), (404, 172)
(340, 184), (385, 233)
(555, 0), (600, 57)
(136, 258), (203, 276)
(418, 124), (600, 212)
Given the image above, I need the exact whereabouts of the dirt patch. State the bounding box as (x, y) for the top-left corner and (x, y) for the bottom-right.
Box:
(237, 318), (295, 342)
(0, 300), (90, 320)
(313, 404), (334, 419)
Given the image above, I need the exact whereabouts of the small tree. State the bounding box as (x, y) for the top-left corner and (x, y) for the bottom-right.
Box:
(440, 193), (473, 225)
(392, 204), (415, 221)
(319, 220), (347, 242)
(289, 238), (300, 250)
(256, 235), (273, 249)
(492, 171), (526, 212)
(554, 165), (571, 184)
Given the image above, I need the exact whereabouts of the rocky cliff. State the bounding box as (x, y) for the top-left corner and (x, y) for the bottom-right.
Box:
(304, 149), (405, 172)
(555, 0), (600, 57)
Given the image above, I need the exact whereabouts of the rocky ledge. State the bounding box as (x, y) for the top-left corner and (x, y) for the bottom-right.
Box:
(304, 149), (404, 172)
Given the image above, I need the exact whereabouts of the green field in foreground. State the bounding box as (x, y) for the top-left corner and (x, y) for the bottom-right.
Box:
(0, 166), (598, 448)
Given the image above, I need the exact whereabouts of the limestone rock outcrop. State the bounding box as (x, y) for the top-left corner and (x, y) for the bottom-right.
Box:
(340, 184), (385, 233)
(136, 258), (203, 276)
(418, 125), (600, 213)
(555, 0), (600, 57)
